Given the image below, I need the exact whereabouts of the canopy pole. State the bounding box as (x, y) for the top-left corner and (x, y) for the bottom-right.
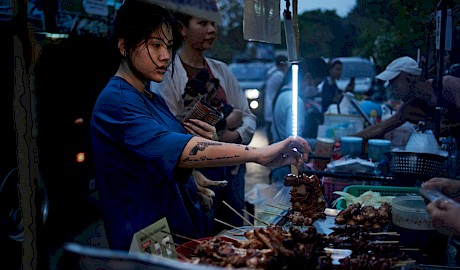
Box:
(14, 0), (42, 268)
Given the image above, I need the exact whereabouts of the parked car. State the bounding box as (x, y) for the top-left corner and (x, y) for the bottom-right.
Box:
(228, 60), (273, 122)
(334, 57), (377, 93)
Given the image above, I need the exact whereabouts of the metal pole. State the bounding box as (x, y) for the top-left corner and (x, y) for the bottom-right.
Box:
(283, 0), (299, 137)
(435, 0), (447, 141)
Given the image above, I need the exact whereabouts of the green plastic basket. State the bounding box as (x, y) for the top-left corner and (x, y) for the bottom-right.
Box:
(335, 185), (420, 210)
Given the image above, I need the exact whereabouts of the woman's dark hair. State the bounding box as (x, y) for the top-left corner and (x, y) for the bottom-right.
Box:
(328, 58), (342, 70)
(174, 12), (193, 28)
(111, 0), (182, 77)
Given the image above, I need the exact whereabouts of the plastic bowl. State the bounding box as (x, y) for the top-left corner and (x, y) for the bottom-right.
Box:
(340, 136), (363, 158)
(391, 195), (434, 230)
(368, 139), (391, 162)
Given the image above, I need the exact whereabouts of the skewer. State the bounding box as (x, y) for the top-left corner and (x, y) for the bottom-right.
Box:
(222, 201), (255, 227)
(393, 260), (417, 267)
(368, 232), (400, 236)
(277, 203), (291, 208)
(160, 230), (201, 244)
(259, 211), (283, 216)
(266, 204), (289, 210)
(228, 233), (246, 237)
(171, 242), (195, 251)
(242, 209), (269, 226)
(373, 240), (400, 244)
(214, 218), (247, 233)
(399, 247), (420, 251)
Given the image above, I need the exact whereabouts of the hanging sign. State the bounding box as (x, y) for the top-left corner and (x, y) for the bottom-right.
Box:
(436, 9), (452, 51)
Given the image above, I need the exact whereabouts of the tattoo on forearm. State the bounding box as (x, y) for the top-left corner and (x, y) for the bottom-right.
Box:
(182, 155), (241, 164)
(189, 142), (223, 155)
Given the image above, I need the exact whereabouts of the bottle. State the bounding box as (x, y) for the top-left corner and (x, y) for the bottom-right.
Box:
(331, 142), (343, 161)
(370, 109), (378, 125)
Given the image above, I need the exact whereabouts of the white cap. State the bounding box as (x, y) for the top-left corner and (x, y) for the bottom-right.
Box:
(376, 56), (422, 81)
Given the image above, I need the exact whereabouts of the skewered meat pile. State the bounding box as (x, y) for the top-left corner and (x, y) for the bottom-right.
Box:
(325, 225), (412, 270)
(187, 224), (414, 269)
(190, 225), (334, 269)
(335, 203), (391, 229)
(284, 173), (327, 225)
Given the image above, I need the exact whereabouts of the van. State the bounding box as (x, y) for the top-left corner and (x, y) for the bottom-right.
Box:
(335, 57), (376, 93)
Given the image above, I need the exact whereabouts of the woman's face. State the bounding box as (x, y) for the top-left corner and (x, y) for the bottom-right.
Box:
(129, 23), (173, 83)
(181, 17), (217, 52)
(330, 63), (342, 80)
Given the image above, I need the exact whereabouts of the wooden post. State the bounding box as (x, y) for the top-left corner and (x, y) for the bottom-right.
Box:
(13, 0), (42, 268)
(292, 0), (299, 56)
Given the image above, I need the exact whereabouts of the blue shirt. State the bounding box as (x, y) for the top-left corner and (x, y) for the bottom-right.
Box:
(91, 77), (204, 250)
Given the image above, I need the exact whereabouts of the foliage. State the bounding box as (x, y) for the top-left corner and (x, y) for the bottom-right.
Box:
(210, 0), (455, 71)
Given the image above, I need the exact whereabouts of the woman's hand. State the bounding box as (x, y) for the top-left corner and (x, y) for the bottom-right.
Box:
(256, 136), (311, 169)
(422, 177), (460, 201)
(427, 199), (460, 236)
(183, 119), (218, 140)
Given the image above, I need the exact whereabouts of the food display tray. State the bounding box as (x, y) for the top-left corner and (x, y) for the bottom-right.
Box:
(335, 185), (420, 210)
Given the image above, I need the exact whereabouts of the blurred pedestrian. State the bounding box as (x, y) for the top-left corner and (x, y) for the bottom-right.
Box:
(321, 58), (343, 113)
(270, 57), (329, 184)
(264, 55), (289, 144)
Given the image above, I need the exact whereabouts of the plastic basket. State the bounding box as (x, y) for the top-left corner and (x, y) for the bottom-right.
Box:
(388, 151), (447, 179)
(335, 185), (420, 210)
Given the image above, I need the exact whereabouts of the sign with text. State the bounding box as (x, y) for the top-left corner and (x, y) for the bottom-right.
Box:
(129, 217), (177, 260)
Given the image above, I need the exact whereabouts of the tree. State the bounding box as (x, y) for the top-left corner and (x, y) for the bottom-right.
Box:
(347, 0), (438, 69)
(208, 0), (246, 63)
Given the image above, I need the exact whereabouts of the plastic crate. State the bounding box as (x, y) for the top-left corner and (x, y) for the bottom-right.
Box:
(335, 185), (420, 210)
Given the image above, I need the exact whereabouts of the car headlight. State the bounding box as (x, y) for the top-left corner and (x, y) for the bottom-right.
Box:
(244, 89), (260, 99)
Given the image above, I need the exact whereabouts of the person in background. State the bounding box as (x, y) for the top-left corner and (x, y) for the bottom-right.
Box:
(321, 58), (343, 113)
(270, 57), (329, 184)
(264, 55), (289, 144)
(91, 0), (310, 250)
(353, 56), (460, 143)
(422, 178), (460, 236)
(151, 12), (257, 235)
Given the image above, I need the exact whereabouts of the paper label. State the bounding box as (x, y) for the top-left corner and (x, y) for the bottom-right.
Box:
(129, 217), (177, 259)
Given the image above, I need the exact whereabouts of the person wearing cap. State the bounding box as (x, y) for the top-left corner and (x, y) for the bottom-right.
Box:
(264, 55), (289, 144)
(353, 56), (460, 141)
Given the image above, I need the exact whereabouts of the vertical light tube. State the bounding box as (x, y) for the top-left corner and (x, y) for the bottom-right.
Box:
(291, 64), (299, 137)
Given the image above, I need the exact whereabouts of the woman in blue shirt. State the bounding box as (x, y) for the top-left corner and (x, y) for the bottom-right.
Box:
(91, 0), (311, 251)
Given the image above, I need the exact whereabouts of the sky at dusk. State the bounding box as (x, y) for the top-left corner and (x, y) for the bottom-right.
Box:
(295, 0), (357, 17)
